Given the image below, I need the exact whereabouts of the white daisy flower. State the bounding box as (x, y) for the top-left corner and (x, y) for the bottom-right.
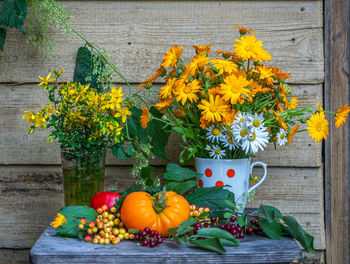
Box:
(276, 128), (288, 146)
(241, 129), (269, 154)
(206, 125), (223, 143)
(208, 145), (226, 159)
(222, 136), (238, 150)
(232, 123), (250, 143)
(233, 112), (247, 126)
(247, 113), (266, 132)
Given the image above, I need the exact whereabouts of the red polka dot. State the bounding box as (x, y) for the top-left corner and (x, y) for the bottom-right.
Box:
(205, 169), (213, 177)
(215, 181), (224, 187)
(199, 179), (204, 187)
(227, 169), (235, 178)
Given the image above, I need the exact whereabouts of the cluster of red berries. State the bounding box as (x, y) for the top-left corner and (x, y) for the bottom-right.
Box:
(79, 204), (133, 245)
(134, 227), (163, 248)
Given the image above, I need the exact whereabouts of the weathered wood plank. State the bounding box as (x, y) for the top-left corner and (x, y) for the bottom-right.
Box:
(0, 249), (30, 264)
(324, 0), (350, 263)
(0, 1), (323, 84)
(0, 166), (324, 249)
(29, 225), (302, 264)
(0, 84), (322, 167)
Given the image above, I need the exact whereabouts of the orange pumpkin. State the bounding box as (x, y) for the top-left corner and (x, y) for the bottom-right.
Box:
(120, 191), (190, 237)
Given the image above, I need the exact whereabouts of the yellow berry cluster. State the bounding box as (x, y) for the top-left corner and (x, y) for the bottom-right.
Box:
(189, 204), (210, 218)
(79, 204), (134, 245)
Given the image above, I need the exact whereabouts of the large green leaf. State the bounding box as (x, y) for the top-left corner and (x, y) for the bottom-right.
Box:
(163, 163), (198, 181)
(259, 219), (282, 239)
(282, 215), (314, 252)
(73, 46), (105, 92)
(0, 26), (5, 51)
(259, 205), (283, 223)
(172, 180), (197, 195)
(189, 238), (226, 254)
(195, 228), (237, 242)
(56, 206), (98, 238)
(186, 186), (235, 210)
(0, 0), (27, 32)
(140, 166), (154, 186)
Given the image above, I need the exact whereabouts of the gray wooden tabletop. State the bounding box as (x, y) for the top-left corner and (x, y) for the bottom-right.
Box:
(30, 225), (302, 264)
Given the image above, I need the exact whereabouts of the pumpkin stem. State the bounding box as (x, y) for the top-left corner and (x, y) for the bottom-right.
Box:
(152, 187), (168, 214)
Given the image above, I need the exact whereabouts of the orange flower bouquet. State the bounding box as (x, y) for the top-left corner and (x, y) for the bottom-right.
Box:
(137, 25), (350, 163)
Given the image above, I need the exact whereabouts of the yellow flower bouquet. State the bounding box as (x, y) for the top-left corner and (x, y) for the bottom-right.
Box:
(138, 25), (350, 163)
(23, 69), (131, 205)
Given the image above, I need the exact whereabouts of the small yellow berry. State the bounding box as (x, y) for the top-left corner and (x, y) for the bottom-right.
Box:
(198, 207), (204, 213)
(112, 238), (120, 245)
(78, 224), (85, 230)
(129, 234), (135, 240)
(204, 207), (210, 213)
(116, 213), (121, 218)
(110, 207), (117, 213)
(99, 238), (105, 244)
(124, 232), (130, 239)
(112, 228), (119, 235)
(117, 234), (124, 240)
(104, 238), (111, 245)
(108, 214), (115, 221)
(102, 212), (109, 218)
(114, 219), (120, 226)
(119, 228), (126, 234)
(193, 210), (199, 217)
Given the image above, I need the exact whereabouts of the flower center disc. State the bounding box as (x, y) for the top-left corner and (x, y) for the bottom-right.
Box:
(214, 149), (221, 155)
(253, 119), (261, 127)
(280, 133), (285, 139)
(240, 129), (248, 137)
(212, 128), (221, 136)
(227, 130), (233, 137)
(210, 105), (218, 112)
(228, 138), (234, 144)
(183, 86), (192, 94)
(315, 122), (323, 132)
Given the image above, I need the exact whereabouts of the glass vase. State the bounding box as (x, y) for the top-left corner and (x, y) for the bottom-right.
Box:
(61, 148), (106, 206)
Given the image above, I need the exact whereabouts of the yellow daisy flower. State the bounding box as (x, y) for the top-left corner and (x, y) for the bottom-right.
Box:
(210, 58), (238, 75)
(174, 80), (201, 105)
(161, 45), (183, 68)
(335, 104), (350, 128)
(285, 97), (298, 110)
(114, 107), (132, 123)
(140, 107), (150, 129)
(155, 98), (173, 110)
(51, 213), (67, 228)
(252, 65), (274, 85)
(234, 35), (271, 62)
(38, 72), (56, 86)
(233, 24), (255, 35)
(219, 74), (250, 104)
(192, 44), (212, 56)
(23, 111), (35, 124)
(159, 78), (176, 99)
(307, 112), (329, 142)
(198, 94), (229, 123)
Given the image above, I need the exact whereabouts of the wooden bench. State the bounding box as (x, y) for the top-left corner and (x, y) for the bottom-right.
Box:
(30, 224), (302, 263)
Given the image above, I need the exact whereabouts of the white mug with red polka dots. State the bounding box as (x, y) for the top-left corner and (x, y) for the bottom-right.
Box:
(195, 158), (267, 212)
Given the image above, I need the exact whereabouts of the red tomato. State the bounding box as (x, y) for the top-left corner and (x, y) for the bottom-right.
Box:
(90, 192), (121, 211)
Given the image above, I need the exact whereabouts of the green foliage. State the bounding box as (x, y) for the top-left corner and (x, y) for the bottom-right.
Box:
(25, 0), (72, 55)
(0, 0), (27, 31)
(56, 206), (98, 238)
(186, 186), (235, 210)
(73, 46), (105, 92)
(0, 0), (27, 50)
(163, 163), (198, 181)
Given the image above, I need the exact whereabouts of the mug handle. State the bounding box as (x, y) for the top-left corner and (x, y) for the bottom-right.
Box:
(248, 161), (267, 194)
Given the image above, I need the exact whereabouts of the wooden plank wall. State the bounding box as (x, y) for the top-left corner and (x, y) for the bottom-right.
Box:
(0, 0), (325, 261)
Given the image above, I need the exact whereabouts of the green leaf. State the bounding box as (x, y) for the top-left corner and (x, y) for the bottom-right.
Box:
(225, 200), (236, 209)
(165, 181), (177, 192)
(168, 218), (196, 235)
(224, 212), (233, 219)
(126, 145), (135, 156)
(56, 206), (98, 238)
(172, 180), (197, 195)
(198, 212), (209, 219)
(282, 215), (314, 252)
(237, 212), (247, 227)
(189, 238), (226, 254)
(259, 219), (282, 240)
(219, 238), (240, 247)
(163, 163), (198, 181)
(186, 186), (235, 210)
(0, 26), (6, 51)
(111, 144), (129, 160)
(140, 166), (154, 187)
(196, 227), (237, 241)
(73, 46), (105, 92)
(0, 0), (27, 32)
(259, 205), (283, 223)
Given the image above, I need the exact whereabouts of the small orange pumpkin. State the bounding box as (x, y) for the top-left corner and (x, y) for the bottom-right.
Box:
(120, 191), (190, 237)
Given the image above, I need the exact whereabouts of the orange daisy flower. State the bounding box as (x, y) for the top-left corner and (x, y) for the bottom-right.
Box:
(287, 122), (300, 145)
(155, 98), (173, 110)
(140, 107), (150, 128)
(335, 104), (350, 128)
(138, 67), (164, 89)
(192, 45), (212, 56)
(161, 45), (183, 68)
(233, 24), (255, 35)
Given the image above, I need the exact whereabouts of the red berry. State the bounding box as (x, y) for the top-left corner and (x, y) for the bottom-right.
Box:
(237, 227), (242, 233)
(204, 223), (211, 228)
(88, 221), (95, 228)
(154, 230), (159, 236)
(156, 235), (162, 240)
(246, 227), (254, 235)
(219, 224), (225, 230)
(149, 241), (156, 248)
(230, 216), (237, 222)
(210, 217), (216, 223)
(239, 232), (245, 238)
(193, 229), (198, 235)
(84, 235), (92, 242)
(144, 227), (150, 234)
(140, 230), (147, 237)
(194, 223), (201, 230)
(141, 239), (148, 246)
(250, 219), (257, 225)
(134, 234), (139, 240)
(225, 224), (231, 231)
(231, 229), (237, 236)
(157, 237), (163, 244)
(149, 230), (156, 237)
